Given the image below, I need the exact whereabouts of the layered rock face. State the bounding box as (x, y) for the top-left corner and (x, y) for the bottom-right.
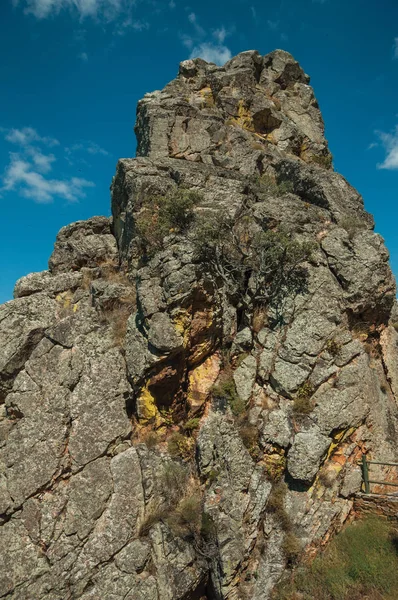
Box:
(1, 50), (398, 600)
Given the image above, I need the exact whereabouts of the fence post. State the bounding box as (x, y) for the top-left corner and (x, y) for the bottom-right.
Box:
(362, 455), (370, 494)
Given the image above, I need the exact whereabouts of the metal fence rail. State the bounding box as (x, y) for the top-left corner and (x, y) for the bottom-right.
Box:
(360, 455), (398, 494)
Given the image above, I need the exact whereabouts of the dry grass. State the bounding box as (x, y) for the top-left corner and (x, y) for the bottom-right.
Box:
(252, 305), (268, 333)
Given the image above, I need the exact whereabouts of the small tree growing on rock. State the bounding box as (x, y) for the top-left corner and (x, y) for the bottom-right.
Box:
(136, 188), (202, 257)
(192, 209), (315, 318)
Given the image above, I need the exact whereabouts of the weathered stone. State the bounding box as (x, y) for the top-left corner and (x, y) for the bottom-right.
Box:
(49, 216), (118, 274)
(288, 428), (331, 482)
(233, 354), (257, 402)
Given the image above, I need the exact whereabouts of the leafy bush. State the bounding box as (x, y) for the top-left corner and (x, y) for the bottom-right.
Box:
(310, 153), (333, 169)
(273, 517), (398, 600)
(239, 423), (261, 460)
(136, 188), (201, 256)
(293, 381), (314, 415)
(183, 418), (201, 433)
(192, 211), (315, 312)
(139, 503), (166, 536)
(264, 451), (287, 482)
(257, 174), (294, 196)
(161, 461), (190, 502)
(325, 338), (342, 357)
(340, 216), (367, 240)
(282, 532), (301, 563)
(212, 376), (245, 416)
(167, 432), (195, 460)
(143, 430), (160, 449)
(167, 490), (203, 538)
(267, 482), (291, 532)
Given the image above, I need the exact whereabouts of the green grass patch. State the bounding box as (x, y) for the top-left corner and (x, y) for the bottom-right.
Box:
(273, 517), (398, 600)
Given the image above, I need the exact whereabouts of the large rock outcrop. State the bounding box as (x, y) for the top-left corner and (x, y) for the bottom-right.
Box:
(1, 50), (398, 599)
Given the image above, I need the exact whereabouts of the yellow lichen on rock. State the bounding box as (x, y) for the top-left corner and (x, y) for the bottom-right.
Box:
(173, 310), (191, 347)
(187, 353), (221, 410)
(136, 384), (159, 425)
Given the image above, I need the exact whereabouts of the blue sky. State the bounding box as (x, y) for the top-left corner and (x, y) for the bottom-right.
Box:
(1, 0), (397, 303)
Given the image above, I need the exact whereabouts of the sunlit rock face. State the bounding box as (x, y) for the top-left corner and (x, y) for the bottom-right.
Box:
(1, 50), (398, 600)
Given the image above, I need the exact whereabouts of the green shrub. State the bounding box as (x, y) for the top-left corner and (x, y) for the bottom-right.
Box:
(139, 503), (166, 536)
(183, 418), (201, 433)
(167, 432), (195, 460)
(239, 423), (261, 460)
(282, 532), (301, 563)
(192, 212), (315, 309)
(293, 381), (315, 415)
(143, 430), (160, 449)
(267, 482), (291, 532)
(264, 452), (287, 482)
(212, 377), (245, 416)
(325, 338), (342, 357)
(161, 461), (190, 502)
(167, 490), (202, 537)
(340, 216), (367, 240)
(310, 153), (333, 169)
(201, 512), (216, 539)
(136, 188), (201, 256)
(273, 517), (398, 600)
(257, 174), (294, 196)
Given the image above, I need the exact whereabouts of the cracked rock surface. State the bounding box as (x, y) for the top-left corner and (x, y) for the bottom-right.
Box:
(2, 49), (398, 599)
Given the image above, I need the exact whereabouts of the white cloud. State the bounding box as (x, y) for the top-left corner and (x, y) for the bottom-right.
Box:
(213, 26), (227, 44)
(4, 126), (59, 147)
(376, 126), (398, 170)
(184, 15), (232, 66)
(1, 126), (95, 203)
(393, 37), (398, 59)
(66, 141), (109, 156)
(267, 20), (279, 30)
(79, 51), (89, 61)
(26, 147), (56, 173)
(13, 0), (148, 32)
(250, 6), (256, 19)
(2, 154), (94, 203)
(190, 43), (231, 66)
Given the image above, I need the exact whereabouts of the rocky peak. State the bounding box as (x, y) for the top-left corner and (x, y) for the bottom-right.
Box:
(1, 51), (398, 600)
(135, 49), (329, 173)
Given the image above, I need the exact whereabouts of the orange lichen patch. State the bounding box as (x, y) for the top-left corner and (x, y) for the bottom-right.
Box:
(187, 353), (221, 411)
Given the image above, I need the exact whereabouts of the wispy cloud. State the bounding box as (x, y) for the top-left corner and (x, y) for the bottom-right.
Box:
(12, 0), (148, 33)
(66, 141), (109, 157)
(267, 20), (279, 30)
(79, 52), (89, 62)
(189, 43), (232, 65)
(375, 126), (398, 170)
(3, 155), (93, 203)
(1, 126), (95, 203)
(3, 126), (59, 147)
(183, 14), (233, 66)
(393, 37), (398, 59)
